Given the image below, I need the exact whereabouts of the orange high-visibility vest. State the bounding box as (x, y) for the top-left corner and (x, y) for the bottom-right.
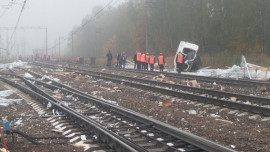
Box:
(150, 56), (155, 64)
(137, 52), (141, 62)
(177, 52), (183, 63)
(158, 56), (164, 65)
(146, 55), (150, 63)
(141, 54), (146, 63)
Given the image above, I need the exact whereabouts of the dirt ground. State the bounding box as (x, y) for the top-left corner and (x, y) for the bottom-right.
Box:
(28, 66), (270, 152)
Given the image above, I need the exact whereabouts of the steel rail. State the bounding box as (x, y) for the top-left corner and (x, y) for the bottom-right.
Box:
(22, 67), (270, 106)
(10, 70), (235, 152)
(31, 62), (270, 88)
(0, 76), (138, 152)
(24, 64), (270, 116)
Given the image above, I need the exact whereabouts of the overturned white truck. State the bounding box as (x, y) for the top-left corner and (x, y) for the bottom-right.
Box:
(174, 41), (202, 72)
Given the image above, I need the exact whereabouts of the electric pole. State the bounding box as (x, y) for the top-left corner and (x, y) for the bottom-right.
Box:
(59, 37), (61, 56)
(72, 31), (74, 58)
(145, 0), (148, 53)
(45, 27), (48, 55)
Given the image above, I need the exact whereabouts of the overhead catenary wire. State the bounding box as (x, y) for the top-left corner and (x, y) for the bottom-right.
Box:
(7, 0), (27, 52)
(48, 0), (119, 51)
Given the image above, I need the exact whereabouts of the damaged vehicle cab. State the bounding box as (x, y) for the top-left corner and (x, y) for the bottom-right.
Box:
(174, 41), (202, 72)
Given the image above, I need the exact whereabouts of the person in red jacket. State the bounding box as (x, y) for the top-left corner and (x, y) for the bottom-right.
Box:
(176, 52), (184, 74)
(158, 53), (165, 72)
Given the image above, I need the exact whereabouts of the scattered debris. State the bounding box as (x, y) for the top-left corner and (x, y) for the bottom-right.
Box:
(257, 85), (267, 92)
(52, 128), (64, 133)
(188, 110), (197, 115)
(210, 114), (220, 118)
(53, 94), (62, 100)
(0, 148), (9, 152)
(24, 73), (33, 78)
(189, 80), (200, 87)
(159, 100), (172, 107)
(113, 87), (122, 92)
(230, 97), (237, 102)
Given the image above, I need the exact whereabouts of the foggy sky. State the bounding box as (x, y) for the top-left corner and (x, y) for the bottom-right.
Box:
(0, 0), (123, 56)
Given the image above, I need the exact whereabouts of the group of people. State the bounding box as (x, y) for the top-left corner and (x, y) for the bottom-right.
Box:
(106, 50), (185, 73)
(33, 54), (51, 61)
(106, 50), (127, 68)
(133, 51), (165, 72)
(116, 52), (127, 68)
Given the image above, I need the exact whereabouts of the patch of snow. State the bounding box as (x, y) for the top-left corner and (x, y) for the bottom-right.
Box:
(24, 73), (33, 78)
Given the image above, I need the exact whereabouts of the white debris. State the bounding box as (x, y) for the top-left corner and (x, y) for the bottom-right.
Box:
(230, 145), (236, 149)
(0, 90), (21, 106)
(167, 143), (174, 146)
(53, 78), (61, 82)
(187, 58), (270, 80)
(210, 114), (220, 118)
(14, 119), (23, 126)
(47, 102), (52, 108)
(81, 135), (87, 141)
(0, 60), (27, 69)
(24, 73), (33, 78)
(188, 110), (197, 115)
(0, 90), (14, 98)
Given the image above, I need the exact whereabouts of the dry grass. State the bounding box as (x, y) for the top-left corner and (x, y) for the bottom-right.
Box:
(164, 51), (270, 69)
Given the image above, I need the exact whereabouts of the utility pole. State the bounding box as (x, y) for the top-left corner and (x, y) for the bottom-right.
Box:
(45, 27), (48, 55)
(71, 31), (74, 58)
(145, 0), (148, 53)
(59, 37), (61, 56)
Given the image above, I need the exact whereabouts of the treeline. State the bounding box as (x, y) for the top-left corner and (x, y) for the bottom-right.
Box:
(69, 0), (270, 67)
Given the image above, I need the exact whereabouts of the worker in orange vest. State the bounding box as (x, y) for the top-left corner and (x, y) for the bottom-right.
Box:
(176, 52), (184, 74)
(149, 55), (155, 71)
(145, 53), (150, 71)
(136, 51), (142, 70)
(140, 53), (146, 70)
(158, 53), (165, 72)
(46, 54), (50, 61)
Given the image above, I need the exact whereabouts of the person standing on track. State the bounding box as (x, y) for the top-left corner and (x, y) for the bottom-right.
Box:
(137, 51), (142, 70)
(176, 52), (184, 74)
(140, 52), (146, 70)
(149, 54), (155, 71)
(158, 53), (165, 72)
(145, 53), (150, 70)
(122, 52), (127, 68)
(106, 50), (112, 67)
(133, 51), (137, 69)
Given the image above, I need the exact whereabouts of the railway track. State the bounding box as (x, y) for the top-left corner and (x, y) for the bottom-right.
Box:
(0, 70), (234, 151)
(33, 61), (270, 89)
(28, 63), (270, 116)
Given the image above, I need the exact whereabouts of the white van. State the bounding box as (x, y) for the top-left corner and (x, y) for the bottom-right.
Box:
(174, 41), (202, 72)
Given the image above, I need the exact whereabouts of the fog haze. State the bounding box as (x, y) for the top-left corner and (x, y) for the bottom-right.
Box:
(0, 0), (122, 56)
